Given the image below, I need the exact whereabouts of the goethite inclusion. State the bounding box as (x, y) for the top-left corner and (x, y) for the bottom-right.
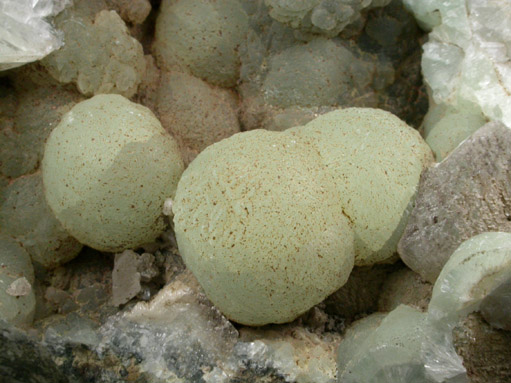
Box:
(1, 0), (511, 382)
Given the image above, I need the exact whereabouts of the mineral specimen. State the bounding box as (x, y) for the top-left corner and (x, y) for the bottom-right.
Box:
(154, 0), (249, 87)
(42, 94), (184, 252)
(0, 172), (83, 269)
(289, 108), (433, 265)
(173, 130), (354, 325)
(404, 0), (511, 127)
(0, 234), (36, 326)
(0, 71), (82, 180)
(399, 121), (511, 283)
(377, 267), (432, 312)
(42, 2), (146, 98)
(265, 0), (391, 40)
(155, 71), (241, 164)
(337, 305), (429, 383)
(0, 0), (66, 70)
(422, 102), (488, 161)
(422, 232), (511, 382)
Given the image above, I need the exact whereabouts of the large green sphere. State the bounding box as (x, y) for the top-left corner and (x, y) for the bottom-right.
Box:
(42, 94), (184, 252)
(173, 130), (355, 326)
(289, 108), (434, 266)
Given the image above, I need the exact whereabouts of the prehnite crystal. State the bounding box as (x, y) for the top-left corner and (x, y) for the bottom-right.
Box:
(0, 172), (82, 269)
(399, 122), (511, 283)
(42, 3), (145, 98)
(154, 0), (250, 87)
(173, 130), (355, 325)
(289, 108), (433, 265)
(0, 234), (36, 326)
(155, 71), (241, 165)
(42, 94), (184, 252)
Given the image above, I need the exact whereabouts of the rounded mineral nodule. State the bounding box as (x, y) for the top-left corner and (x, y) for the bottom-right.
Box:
(154, 0), (249, 87)
(289, 108), (434, 266)
(173, 130), (355, 326)
(42, 94), (184, 252)
(0, 233), (36, 326)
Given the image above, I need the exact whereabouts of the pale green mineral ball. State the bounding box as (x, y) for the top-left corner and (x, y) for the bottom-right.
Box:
(42, 94), (184, 252)
(0, 234), (36, 326)
(173, 130), (355, 326)
(154, 0), (249, 87)
(289, 108), (434, 266)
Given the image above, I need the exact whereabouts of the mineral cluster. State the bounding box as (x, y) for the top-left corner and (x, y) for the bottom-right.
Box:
(1, 0), (511, 382)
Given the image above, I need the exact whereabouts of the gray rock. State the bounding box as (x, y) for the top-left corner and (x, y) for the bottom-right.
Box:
(378, 268), (432, 312)
(0, 320), (69, 383)
(398, 122), (511, 282)
(480, 276), (511, 331)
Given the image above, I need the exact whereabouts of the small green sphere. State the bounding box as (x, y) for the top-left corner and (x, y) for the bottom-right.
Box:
(289, 108), (434, 266)
(173, 130), (354, 326)
(42, 94), (184, 252)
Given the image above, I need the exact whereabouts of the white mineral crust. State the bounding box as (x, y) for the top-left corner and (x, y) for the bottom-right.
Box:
(0, 0), (68, 70)
(404, 0), (511, 127)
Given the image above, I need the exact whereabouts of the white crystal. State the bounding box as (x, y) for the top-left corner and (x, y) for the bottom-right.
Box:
(6, 277), (31, 297)
(0, 0), (68, 70)
(405, 0), (511, 127)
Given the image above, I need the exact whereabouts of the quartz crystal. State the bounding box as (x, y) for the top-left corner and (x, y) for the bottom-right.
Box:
(404, 0), (511, 127)
(0, 172), (82, 269)
(399, 122), (511, 283)
(0, 0), (67, 71)
(173, 130), (354, 325)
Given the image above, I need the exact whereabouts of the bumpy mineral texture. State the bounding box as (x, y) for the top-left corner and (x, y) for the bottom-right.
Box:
(398, 121), (511, 283)
(42, 0), (145, 98)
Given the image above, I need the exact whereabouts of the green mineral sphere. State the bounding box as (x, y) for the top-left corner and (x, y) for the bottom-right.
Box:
(173, 130), (355, 326)
(154, 0), (249, 87)
(289, 108), (434, 266)
(42, 94), (184, 252)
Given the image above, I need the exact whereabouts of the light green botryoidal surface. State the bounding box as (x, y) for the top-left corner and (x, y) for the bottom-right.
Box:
(42, 3), (145, 98)
(0, 173), (82, 269)
(42, 94), (184, 253)
(173, 129), (355, 326)
(405, 0), (511, 127)
(265, 0), (391, 39)
(154, 0), (249, 88)
(0, 74), (82, 180)
(0, 234), (36, 326)
(155, 71), (241, 165)
(289, 108), (434, 266)
(337, 232), (511, 383)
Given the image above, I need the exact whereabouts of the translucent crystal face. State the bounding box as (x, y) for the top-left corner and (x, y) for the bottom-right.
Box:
(42, 94), (184, 252)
